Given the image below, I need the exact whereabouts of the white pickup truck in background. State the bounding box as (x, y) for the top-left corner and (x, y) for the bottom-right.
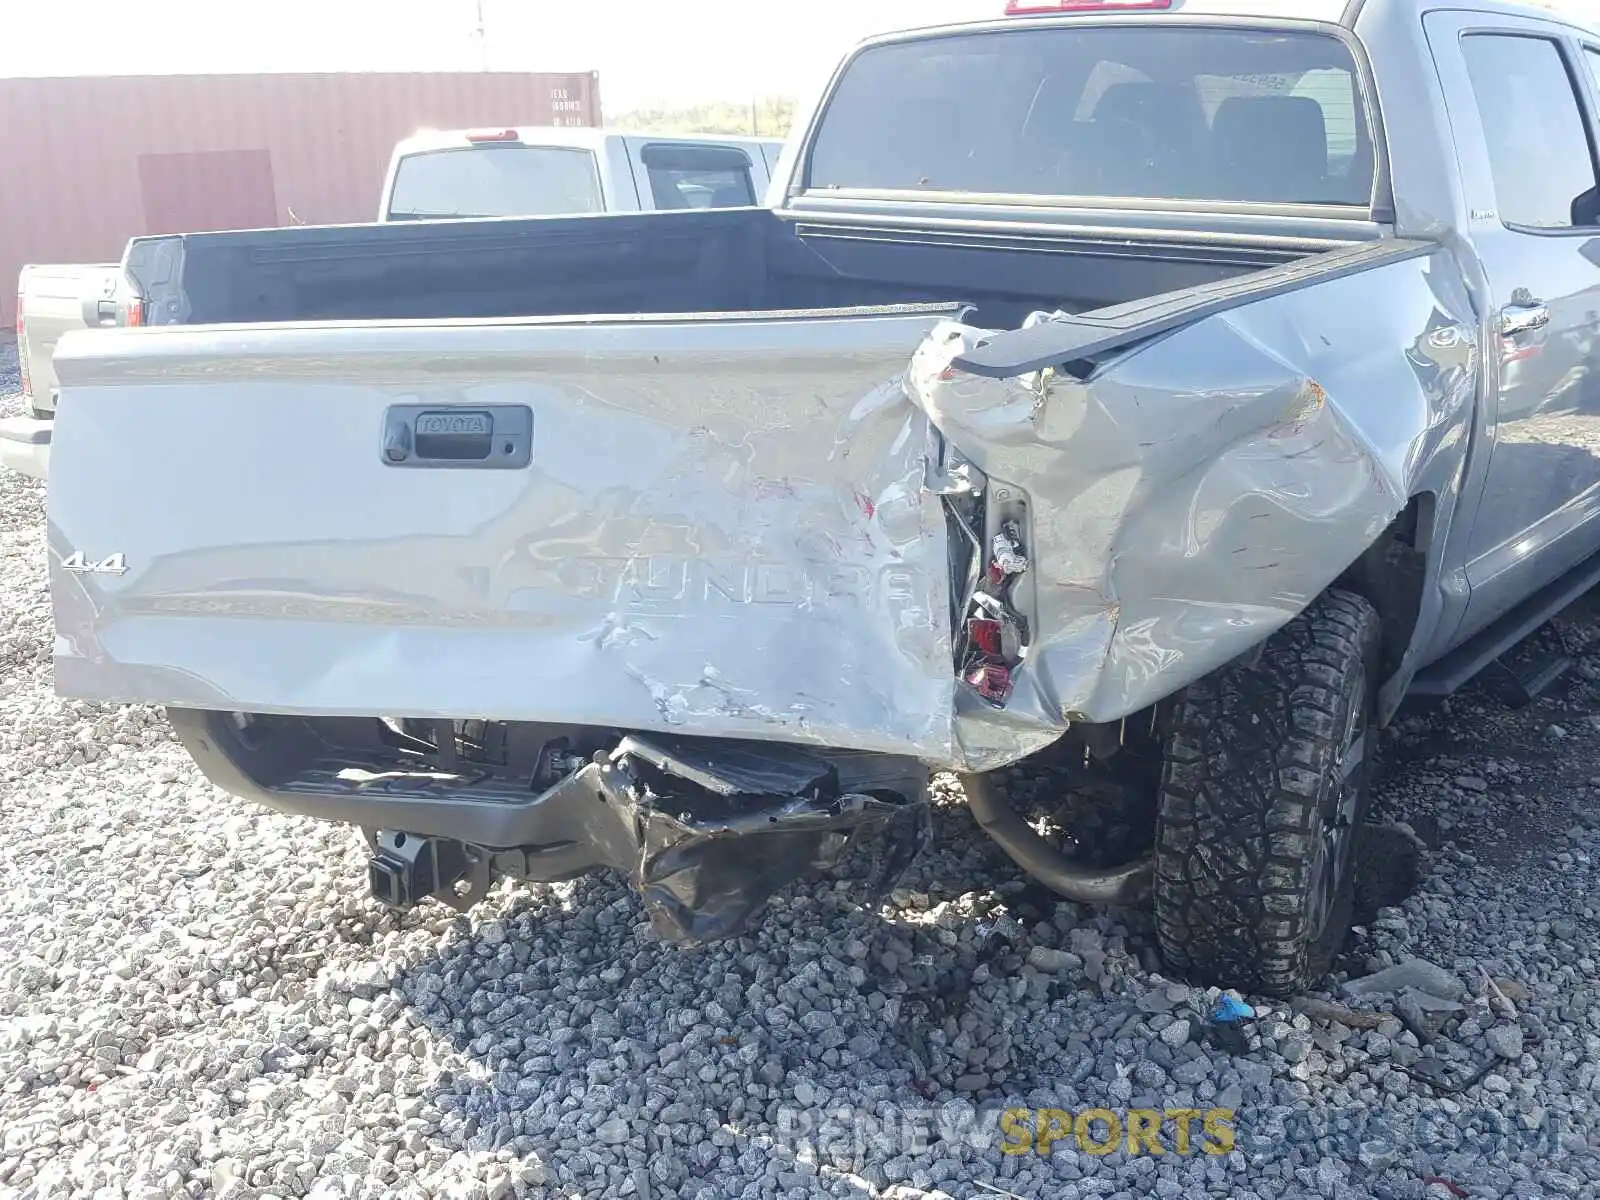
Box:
(2, 127), (783, 481)
(381, 128), (784, 219)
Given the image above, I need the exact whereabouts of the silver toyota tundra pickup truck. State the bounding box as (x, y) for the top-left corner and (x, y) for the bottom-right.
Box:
(44, 0), (1600, 994)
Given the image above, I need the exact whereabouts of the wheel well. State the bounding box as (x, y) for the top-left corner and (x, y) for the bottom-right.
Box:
(1074, 495), (1434, 749)
(1332, 494), (1433, 682)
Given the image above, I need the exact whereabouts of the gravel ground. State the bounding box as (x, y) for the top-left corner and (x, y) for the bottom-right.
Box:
(6, 331), (1600, 1199)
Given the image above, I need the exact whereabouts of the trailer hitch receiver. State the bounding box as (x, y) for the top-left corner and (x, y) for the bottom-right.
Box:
(367, 830), (482, 911)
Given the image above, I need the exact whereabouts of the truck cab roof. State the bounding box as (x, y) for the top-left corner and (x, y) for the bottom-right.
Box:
(993, 0), (1354, 23)
(875, 0), (1594, 36)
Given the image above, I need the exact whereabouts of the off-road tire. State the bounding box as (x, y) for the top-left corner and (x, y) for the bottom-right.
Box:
(1154, 589), (1381, 996)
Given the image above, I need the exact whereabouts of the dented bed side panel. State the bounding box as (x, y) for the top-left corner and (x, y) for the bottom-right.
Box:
(915, 247), (1478, 769)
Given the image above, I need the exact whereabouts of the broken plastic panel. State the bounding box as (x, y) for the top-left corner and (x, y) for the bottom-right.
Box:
(954, 508), (1033, 714)
(991, 523), (1030, 577)
(499, 733), (934, 942)
(964, 663), (1015, 707)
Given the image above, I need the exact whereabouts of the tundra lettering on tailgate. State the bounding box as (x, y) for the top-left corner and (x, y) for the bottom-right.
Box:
(551, 555), (910, 611)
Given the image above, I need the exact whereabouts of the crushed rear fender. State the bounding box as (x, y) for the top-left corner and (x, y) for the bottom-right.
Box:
(914, 245), (1477, 769)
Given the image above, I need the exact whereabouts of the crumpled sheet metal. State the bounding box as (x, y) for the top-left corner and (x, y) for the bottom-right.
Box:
(560, 735), (930, 945)
(912, 250), (1477, 770)
(636, 787), (927, 943)
(49, 314), (963, 761)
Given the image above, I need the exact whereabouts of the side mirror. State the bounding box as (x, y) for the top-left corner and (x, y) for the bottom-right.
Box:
(1571, 185), (1600, 227)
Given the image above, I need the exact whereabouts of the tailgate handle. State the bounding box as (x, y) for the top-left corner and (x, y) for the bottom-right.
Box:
(382, 404), (533, 469)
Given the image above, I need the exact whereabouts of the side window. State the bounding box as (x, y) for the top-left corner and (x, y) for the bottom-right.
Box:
(639, 144), (756, 211)
(1460, 34), (1599, 230)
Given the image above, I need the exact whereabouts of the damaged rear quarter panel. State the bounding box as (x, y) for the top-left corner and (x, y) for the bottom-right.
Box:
(914, 248), (1477, 770)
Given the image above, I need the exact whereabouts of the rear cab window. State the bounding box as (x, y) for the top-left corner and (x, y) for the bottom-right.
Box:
(804, 24), (1377, 209)
(638, 144), (758, 210)
(387, 145), (604, 220)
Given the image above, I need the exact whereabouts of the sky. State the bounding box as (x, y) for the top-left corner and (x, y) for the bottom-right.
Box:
(0, 0), (999, 111)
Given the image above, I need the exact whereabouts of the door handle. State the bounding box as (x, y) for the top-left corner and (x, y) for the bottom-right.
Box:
(1501, 302), (1550, 336)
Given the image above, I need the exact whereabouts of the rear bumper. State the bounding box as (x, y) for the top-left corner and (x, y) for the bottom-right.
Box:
(0, 413), (50, 480)
(166, 707), (929, 943)
(168, 706), (606, 850)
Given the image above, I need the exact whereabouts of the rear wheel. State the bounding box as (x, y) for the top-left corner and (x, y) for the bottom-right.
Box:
(1153, 590), (1380, 996)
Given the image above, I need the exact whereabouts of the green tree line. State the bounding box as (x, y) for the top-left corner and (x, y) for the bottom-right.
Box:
(609, 97), (798, 138)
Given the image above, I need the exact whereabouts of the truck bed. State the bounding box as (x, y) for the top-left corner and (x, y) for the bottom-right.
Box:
(131, 206), (1315, 332)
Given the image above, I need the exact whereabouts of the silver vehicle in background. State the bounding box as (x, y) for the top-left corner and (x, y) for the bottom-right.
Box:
(3, 264), (136, 479)
(380, 127), (783, 220)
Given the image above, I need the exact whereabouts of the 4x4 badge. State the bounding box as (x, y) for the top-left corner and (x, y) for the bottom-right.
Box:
(61, 552), (128, 575)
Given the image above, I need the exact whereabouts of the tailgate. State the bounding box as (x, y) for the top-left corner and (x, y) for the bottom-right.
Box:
(48, 309), (962, 759)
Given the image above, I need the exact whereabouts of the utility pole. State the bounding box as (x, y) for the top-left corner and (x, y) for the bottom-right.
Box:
(751, 96), (759, 136)
(474, 0), (489, 70)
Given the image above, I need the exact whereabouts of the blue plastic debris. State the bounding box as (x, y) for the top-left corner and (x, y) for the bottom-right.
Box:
(1213, 995), (1253, 1024)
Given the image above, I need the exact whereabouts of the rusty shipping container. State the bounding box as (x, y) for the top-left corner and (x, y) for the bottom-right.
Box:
(0, 70), (602, 327)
